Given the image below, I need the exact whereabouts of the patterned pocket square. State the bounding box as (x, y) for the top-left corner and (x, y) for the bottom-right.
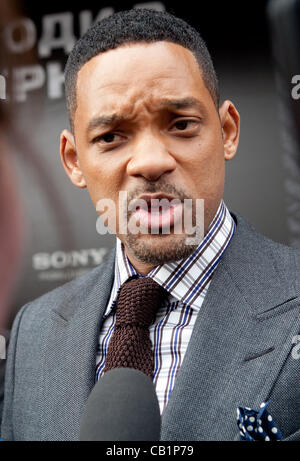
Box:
(236, 401), (283, 441)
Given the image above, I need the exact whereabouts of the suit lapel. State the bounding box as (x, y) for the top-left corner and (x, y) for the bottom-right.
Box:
(37, 248), (115, 440)
(161, 213), (300, 440)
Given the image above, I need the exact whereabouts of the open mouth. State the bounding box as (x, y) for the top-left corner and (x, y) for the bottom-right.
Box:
(131, 196), (183, 231)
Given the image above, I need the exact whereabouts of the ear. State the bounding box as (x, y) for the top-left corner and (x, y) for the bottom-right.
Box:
(60, 129), (87, 188)
(219, 100), (240, 161)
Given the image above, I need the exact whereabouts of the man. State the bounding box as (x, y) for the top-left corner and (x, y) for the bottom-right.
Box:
(1, 9), (300, 441)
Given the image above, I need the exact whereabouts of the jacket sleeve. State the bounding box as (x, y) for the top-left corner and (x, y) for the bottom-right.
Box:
(0, 304), (30, 441)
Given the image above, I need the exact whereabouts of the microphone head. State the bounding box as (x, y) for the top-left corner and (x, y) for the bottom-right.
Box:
(80, 368), (161, 441)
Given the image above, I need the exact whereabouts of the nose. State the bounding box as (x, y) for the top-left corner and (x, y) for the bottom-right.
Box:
(126, 130), (176, 181)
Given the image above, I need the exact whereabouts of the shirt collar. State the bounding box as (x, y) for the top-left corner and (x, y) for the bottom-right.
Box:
(107, 200), (235, 314)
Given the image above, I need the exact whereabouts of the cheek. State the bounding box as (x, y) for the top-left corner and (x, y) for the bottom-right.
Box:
(179, 139), (225, 199)
(78, 153), (121, 199)
(182, 137), (224, 176)
(88, 179), (118, 206)
(80, 168), (118, 212)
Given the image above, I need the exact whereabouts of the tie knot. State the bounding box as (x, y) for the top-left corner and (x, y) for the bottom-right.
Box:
(115, 276), (166, 327)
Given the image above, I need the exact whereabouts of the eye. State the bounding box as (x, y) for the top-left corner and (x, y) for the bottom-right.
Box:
(92, 132), (124, 145)
(169, 119), (199, 134)
(101, 133), (116, 143)
(173, 120), (190, 130)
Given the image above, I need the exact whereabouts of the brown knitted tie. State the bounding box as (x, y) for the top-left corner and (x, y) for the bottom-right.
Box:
(103, 276), (166, 378)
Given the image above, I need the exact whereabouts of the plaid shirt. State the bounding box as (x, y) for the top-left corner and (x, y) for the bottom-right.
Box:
(96, 200), (235, 414)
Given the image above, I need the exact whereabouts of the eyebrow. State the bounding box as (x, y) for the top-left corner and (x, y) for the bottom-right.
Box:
(86, 97), (206, 133)
(87, 114), (125, 132)
(158, 97), (207, 113)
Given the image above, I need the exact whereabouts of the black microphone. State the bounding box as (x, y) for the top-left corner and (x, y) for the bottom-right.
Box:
(79, 368), (161, 441)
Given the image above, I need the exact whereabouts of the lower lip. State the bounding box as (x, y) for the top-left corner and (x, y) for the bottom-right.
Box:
(132, 202), (183, 231)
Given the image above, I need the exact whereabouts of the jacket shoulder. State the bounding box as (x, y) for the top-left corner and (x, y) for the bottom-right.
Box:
(232, 211), (300, 281)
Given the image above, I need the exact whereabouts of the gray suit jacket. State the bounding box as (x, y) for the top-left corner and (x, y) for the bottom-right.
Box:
(1, 212), (300, 441)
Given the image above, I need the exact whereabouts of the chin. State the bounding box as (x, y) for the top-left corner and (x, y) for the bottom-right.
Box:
(125, 232), (199, 265)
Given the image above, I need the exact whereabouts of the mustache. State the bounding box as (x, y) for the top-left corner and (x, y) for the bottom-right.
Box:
(126, 181), (191, 204)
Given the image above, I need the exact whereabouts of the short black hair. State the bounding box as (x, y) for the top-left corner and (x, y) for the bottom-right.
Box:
(65, 8), (219, 130)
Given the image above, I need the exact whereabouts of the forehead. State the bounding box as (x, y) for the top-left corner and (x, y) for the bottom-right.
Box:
(75, 41), (215, 126)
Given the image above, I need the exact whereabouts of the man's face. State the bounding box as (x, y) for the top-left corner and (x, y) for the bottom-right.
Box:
(61, 41), (240, 273)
